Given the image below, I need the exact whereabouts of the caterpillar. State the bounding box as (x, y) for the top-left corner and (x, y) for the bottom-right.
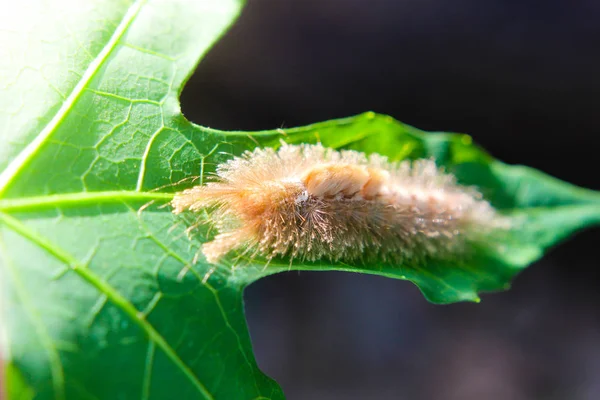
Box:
(171, 143), (508, 266)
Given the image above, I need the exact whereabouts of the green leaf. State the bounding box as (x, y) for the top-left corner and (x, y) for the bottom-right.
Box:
(0, 0), (281, 399)
(226, 116), (600, 303)
(1, 1), (599, 400)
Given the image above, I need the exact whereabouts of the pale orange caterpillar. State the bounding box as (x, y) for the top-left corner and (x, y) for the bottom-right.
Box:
(171, 143), (508, 266)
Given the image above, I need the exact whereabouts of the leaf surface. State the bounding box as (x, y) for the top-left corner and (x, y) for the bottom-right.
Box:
(1, 1), (599, 399)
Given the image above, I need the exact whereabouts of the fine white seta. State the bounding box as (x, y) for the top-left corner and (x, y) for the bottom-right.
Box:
(171, 143), (509, 265)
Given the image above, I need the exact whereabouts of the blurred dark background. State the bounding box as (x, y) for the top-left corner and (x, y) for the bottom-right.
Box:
(180, 1), (600, 399)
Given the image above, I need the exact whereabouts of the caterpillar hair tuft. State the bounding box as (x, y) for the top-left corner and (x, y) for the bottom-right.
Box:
(171, 143), (509, 265)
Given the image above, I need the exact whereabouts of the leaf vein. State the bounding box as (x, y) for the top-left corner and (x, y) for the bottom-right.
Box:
(0, 190), (173, 212)
(137, 129), (165, 191)
(141, 341), (156, 400)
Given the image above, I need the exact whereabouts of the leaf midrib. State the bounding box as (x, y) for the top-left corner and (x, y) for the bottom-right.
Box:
(0, 0), (147, 197)
(1, 190), (598, 214)
(0, 191), (173, 212)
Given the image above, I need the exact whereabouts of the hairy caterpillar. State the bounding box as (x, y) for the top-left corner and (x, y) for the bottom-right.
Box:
(171, 143), (507, 266)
